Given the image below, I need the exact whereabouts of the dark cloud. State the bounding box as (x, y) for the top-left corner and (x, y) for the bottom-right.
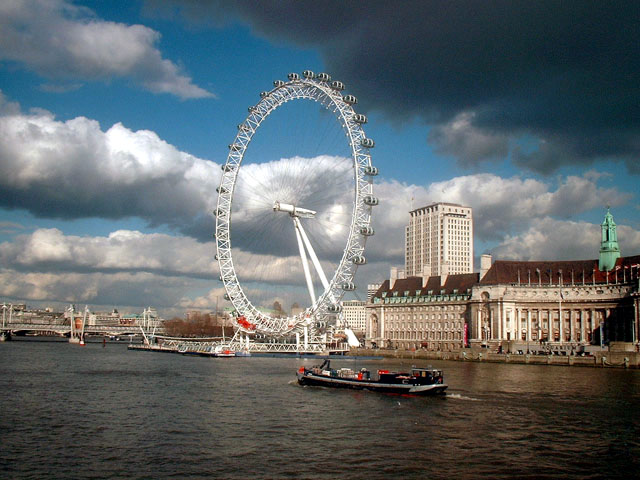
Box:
(151, 0), (640, 174)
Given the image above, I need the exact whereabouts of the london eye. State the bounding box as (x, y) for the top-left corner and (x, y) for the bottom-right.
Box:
(215, 70), (378, 337)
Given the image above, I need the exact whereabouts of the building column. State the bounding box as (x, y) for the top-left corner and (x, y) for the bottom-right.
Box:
(559, 305), (564, 343)
(526, 310), (532, 342)
(634, 295), (639, 344)
(569, 310), (574, 342)
(546, 309), (551, 341)
(579, 309), (585, 343)
(510, 307), (515, 341)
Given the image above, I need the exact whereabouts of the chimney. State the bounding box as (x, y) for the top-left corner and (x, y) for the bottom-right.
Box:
(390, 266), (405, 287)
(422, 265), (432, 288)
(480, 254), (492, 281)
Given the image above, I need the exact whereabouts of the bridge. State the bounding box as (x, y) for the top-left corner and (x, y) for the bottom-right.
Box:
(0, 322), (154, 339)
(1, 304), (163, 343)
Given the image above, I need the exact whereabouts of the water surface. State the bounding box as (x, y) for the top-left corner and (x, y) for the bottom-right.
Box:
(1, 339), (638, 479)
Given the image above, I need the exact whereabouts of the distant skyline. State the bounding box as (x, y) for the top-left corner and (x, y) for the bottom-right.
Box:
(1, 1), (639, 317)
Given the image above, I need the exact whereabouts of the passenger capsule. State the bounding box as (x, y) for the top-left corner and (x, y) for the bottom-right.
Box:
(221, 164), (234, 172)
(351, 255), (367, 265)
(288, 73), (300, 81)
(248, 106), (256, 113)
(360, 226), (375, 236)
(303, 70), (315, 78)
(361, 138), (375, 148)
(343, 95), (357, 105)
(237, 124), (250, 131)
(228, 143), (242, 151)
(214, 253), (218, 260)
(363, 195), (379, 206)
(342, 282), (356, 291)
(316, 72), (331, 82)
(215, 208), (226, 217)
(218, 275), (223, 281)
(330, 81), (345, 90)
(352, 113), (367, 124)
(364, 165), (379, 176)
(260, 91), (268, 98)
(216, 186), (228, 194)
(273, 80), (285, 87)
(223, 293), (230, 300)
(327, 304), (342, 313)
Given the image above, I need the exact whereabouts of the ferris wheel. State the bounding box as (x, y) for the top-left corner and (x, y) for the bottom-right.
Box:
(215, 70), (378, 336)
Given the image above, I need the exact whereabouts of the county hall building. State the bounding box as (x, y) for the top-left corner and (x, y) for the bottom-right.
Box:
(367, 209), (640, 353)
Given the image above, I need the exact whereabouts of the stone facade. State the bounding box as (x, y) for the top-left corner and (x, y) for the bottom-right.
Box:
(366, 274), (478, 351)
(471, 256), (640, 353)
(366, 257), (640, 354)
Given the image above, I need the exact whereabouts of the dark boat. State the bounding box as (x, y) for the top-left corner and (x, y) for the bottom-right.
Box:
(296, 360), (447, 396)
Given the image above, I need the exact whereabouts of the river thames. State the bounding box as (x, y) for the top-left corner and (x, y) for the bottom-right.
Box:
(1, 339), (638, 479)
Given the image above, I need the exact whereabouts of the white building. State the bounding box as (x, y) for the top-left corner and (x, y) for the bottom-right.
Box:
(405, 202), (473, 277)
(367, 283), (381, 302)
(342, 300), (367, 333)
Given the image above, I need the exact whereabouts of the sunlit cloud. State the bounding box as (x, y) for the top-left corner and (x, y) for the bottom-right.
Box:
(0, 0), (213, 99)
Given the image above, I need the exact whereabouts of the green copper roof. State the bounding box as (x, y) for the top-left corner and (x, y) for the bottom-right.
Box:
(599, 207), (620, 271)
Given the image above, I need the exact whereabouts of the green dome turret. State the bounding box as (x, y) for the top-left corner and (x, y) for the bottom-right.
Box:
(599, 207), (620, 271)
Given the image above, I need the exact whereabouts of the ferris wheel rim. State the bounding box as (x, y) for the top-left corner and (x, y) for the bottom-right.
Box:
(215, 71), (377, 335)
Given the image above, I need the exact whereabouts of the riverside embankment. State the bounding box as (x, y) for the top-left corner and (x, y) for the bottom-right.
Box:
(353, 344), (640, 368)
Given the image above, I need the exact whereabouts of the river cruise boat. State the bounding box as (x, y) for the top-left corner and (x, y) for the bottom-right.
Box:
(297, 360), (447, 396)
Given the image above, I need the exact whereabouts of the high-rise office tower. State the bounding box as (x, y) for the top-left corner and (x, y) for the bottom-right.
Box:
(405, 202), (473, 277)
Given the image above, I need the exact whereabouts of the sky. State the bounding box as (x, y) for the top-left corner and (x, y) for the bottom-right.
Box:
(1, 0), (639, 318)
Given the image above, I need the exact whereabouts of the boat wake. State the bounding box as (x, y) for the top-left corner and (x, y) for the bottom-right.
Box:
(446, 393), (480, 401)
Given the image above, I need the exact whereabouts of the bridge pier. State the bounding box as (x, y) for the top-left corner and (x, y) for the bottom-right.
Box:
(0, 330), (11, 341)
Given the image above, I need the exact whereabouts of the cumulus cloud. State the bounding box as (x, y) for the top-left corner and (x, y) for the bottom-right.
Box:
(0, 169), (635, 313)
(0, 267), (206, 316)
(416, 173), (630, 240)
(0, 98), (219, 237)
(0, 0), (212, 99)
(0, 227), (339, 311)
(328, 171), (633, 268)
(491, 218), (640, 261)
(0, 228), (217, 277)
(152, 0), (640, 173)
(1, 93), (636, 313)
(1, 95), (632, 253)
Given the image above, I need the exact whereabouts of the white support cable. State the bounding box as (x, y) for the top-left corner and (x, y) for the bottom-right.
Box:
(294, 216), (330, 292)
(294, 217), (317, 306)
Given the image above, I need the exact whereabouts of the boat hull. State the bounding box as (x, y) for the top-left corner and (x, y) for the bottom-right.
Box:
(297, 371), (447, 396)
